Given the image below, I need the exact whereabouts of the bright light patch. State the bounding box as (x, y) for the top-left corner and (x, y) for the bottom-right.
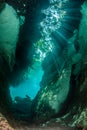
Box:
(34, 38), (54, 62)
(34, 0), (68, 61)
(10, 62), (44, 100)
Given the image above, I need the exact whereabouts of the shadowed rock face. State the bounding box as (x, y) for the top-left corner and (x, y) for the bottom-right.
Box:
(32, 38), (75, 123)
(0, 1), (5, 12)
(0, 3), (20, 69)
(31, 0), (87, 126)
(0, 3), (20, 119)
(11, 96), (32, 121)
(0, 0), (49, 122)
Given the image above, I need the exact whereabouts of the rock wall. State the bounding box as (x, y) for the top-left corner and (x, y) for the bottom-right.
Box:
(0, 3), (20, 119)
(0, 3), (20, 70)
(32, 1), (87, 127)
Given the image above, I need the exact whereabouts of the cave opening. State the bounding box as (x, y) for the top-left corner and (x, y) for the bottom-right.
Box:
(10, 62), (44, 101)
(0, 0), (86, 129)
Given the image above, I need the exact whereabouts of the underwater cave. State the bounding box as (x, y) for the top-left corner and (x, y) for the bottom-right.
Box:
(0, 0), (87, 129)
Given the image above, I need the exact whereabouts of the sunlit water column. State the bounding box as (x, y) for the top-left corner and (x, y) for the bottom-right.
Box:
(10, 0), (69, 102)
(10, 62), (44, 101)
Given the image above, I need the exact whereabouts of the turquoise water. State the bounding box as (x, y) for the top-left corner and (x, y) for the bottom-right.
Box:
(10, 62), (44, 100)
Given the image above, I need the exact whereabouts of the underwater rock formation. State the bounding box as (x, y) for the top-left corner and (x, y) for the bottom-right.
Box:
(32, 37), (76, 123)
(0, 2), (20, 119)
(0, 3), (20, 70)
(38, 0), (87, 128)
(0, 113), (14, 130)
(32, 0), (87, 126)
(1, 0), (87, 129)
(12, 96), (32, 121)
(0, 0), (49, 123)
(0, 0), (49, 122)
(64, 0), (87, 127)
